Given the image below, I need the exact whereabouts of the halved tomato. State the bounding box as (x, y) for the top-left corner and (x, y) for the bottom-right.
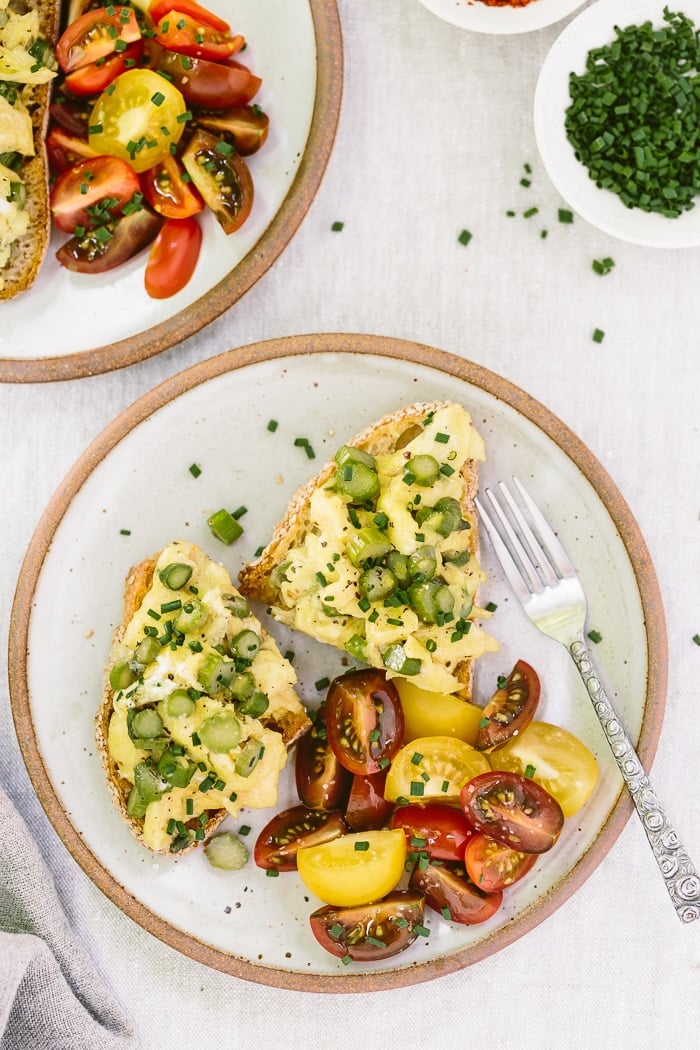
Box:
(253, 805), (347, 872)
(63, 41), (145, 97)
(344, 769), (394, 832)
(391, 802), (474, 861)
(384, 736), (490, 803)
(149, 0), (231, 33)
(154, 11), (244, 61)
(144, 216), (202, 298)
(46, 126), (98, 175)
(394, 678), (484, 744)
(50, 156), (141, 233)
(297, 829), (407, 907)
(140, 153), (204, 219)
(309, 892), (426, 962)
(195, 105), (269, 156)
(55, 207), (163, 274)
(294, 705), (352, 812)
(181, 128), (253, 234)
(464, 833), (537, 893)
(56, 7), (142, 74)
(325, 669), (404, 776)
(156, 50), (262, 109)
(409, 859), (502, 925)
(460, 770), (564, 854)
(474, 660), (540, 751)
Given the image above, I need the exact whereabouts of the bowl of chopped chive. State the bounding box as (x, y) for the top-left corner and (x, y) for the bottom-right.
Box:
(417, 0), (589, 36)
(534, 0), (700, 246)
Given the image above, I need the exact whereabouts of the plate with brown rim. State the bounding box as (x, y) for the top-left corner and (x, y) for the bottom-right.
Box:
(0, 1), (342, 384)
(9, 333), (666, 990)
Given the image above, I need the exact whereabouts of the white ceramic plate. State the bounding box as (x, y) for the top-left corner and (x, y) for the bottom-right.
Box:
(418, 0), (588, 36)
(534, 0), (700, 246)
(9, 334), (666, 991)
(0, 1), (342, 382)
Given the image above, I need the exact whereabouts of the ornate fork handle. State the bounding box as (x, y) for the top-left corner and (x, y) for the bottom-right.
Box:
(569, 637), (700, 922)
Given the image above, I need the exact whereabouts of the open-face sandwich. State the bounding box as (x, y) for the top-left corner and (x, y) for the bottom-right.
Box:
(97, 541), (311, 855)
(238, 401), (498, 697)
(0, 0), (58, 299)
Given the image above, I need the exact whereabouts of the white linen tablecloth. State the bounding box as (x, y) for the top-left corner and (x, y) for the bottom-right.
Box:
(1, 2), (699, 1047)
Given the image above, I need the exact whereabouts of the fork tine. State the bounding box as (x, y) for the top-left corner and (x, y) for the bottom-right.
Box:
(477, 491), (543, 595)
(498, 481), (559, 588)
(512, 476), (576, 578)
(474, 496), (533, 602)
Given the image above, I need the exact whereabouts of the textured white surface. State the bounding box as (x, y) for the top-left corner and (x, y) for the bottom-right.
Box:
(2, 0), (700, 1045)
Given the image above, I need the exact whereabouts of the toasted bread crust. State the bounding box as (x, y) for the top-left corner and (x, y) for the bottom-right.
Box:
(0, 1), (59, 301)
(96, 550), (310, 855)
(238, 401), (482, 698)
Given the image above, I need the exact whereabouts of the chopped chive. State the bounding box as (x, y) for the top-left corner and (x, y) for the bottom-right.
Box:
(558, 208), (574, 223)
(485, 601), (498, 612)
(267, 419), (278, 432)
(458, 228), (472, 245)
(693, 634), (700, 645)
(524, 764), (536, 778)
(119, 528), (131, 535)
(331, 220), (344, 231)
(592, 328), (605, 343)
(315, 677), (330, 691)
(189, 463), (202, 477)
(354, 840), (370, 851)
(523, 206), (539, 218)
(587, 629), (603, 643)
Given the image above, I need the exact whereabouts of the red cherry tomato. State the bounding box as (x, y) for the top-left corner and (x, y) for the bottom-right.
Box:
(154, 12), (244, 61)
(56, 6), (142, 74)
(144, 217), (202, 299)
(391, 802), (474, 861)
(140, 153), (204, 219)
(46, 126), (98, 176)
(294, 706), (352, 812)
(460, 771), (564, 854)
(195, 105), (270, 156)
(253, 805), (347, 871)
(325, 669), (404, 776)
(148, 0), (231, 33)
(475, 660), (541, 751)
(55, 208), (163, 274)
(156, 50), (261, 109)
(63, 41), (145, 97)
(309, 892), (426, 962)
(50, 156), (141, 233)
(409, 859), (502, 925)
(464, 833), (538, 893)
(344, 769), (395, 832)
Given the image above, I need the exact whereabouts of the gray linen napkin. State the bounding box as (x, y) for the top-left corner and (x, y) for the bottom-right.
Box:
(0, 785), (139, 1050)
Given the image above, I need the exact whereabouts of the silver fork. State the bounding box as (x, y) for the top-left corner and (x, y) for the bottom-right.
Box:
(475, 477), (700, 924)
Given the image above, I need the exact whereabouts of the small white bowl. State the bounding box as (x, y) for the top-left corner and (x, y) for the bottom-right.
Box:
(418, 0), (588, 36)
(534, 0), (700, 247)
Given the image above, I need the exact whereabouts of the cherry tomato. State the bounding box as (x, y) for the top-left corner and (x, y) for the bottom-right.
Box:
(89, 69), (187, 174)
(464, 833), (537, 893)
(49, 99), (91, 137)
(55, 207), (163, 274)
(154, 12), (244, 61)
(56, 7), (142, 74)
(144, 216), (202, 299)
(488, 720), (598, 818)
(391, 803), (474, 861)
(63, 41), (145, 97)
(460, 771), (564, 854)
(294, 706), (352, 812)
(475, 660), (540, 751)
(156, 50), (262, 109)
(46, 126), (98, 176)
(394, 678), (483, 744)
(384, 735), (490, 803)
(50, 156), (141, 234)
(309, 892), (426, 962)
(181, 128), (253, 234)
(141, 153), (204, 221)
(253, 805), (346, 872)
(344, 769), (395, 832)
(297, 829), (407, 907)
(409, 859), (502, 925)
(195, 105), (270, 156)
(325, 669), (404, 777)
(149, 0), (231, 33)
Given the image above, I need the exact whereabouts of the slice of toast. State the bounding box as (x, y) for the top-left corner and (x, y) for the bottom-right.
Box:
(239, 402), (498, 697)
(96, 541), (311, 855)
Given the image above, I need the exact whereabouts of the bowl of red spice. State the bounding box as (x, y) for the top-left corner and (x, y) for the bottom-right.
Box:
(417, 0), (589, 36)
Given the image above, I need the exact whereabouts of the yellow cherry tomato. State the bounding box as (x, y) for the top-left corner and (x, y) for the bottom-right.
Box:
(384, 735), (491, 804)
(394, 679), (483, 744)
(89, 69), (187, 173)
(488, 720), (598, 818)
(296, 829), (407, 907)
